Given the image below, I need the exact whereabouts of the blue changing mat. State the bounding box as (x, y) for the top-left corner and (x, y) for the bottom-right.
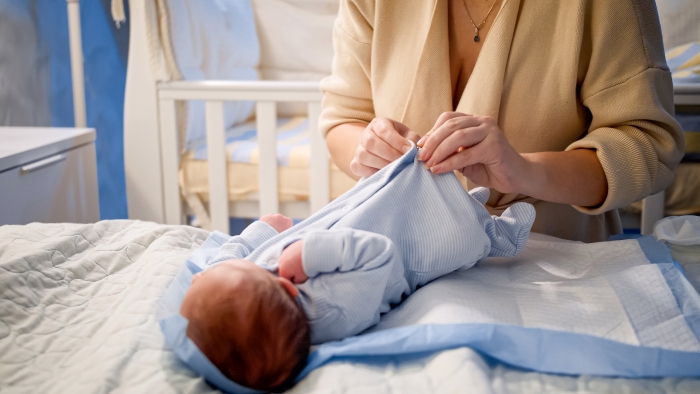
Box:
(159, 231), (700, 393)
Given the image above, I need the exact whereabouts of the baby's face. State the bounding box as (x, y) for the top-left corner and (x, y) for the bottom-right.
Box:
(181, 259), (298, 322)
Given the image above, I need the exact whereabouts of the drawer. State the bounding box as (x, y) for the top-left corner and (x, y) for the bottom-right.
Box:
(0, 143), (99, 225)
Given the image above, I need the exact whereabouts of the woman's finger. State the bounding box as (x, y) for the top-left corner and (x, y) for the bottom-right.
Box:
(425, 126), (489, 168)
(356, 146), (392, 169)
(429, 144), (485, 174)
(372, 118), (413, 154)
(350, 155), (382, 178)
(419, 116), (482, 162)
(362, 129), (403, 162)
(406, 130), (421, 144)
(417, 112), (464, 147)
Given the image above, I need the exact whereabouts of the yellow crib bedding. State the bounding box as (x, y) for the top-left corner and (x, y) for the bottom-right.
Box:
(178, 117), (356, 205)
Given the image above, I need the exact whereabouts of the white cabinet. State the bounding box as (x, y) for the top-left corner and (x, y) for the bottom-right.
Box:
(0, 127), (100, 225)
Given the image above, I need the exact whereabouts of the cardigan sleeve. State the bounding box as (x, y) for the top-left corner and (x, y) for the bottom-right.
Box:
(319, 0), (376, 137)
(565, 0), (684, 215)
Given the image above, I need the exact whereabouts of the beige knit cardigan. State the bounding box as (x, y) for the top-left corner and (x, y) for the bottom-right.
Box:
(320, 0), (685, 242)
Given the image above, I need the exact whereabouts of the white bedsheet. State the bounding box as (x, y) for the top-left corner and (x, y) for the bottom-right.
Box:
(1, 222), (699, 393)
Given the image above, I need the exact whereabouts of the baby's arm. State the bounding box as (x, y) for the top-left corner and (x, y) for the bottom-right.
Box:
(295, 229), (409, 343)
(209, 214), (292, 265)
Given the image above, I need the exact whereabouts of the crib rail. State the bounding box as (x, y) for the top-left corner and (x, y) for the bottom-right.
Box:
(157, 80), (327, 234)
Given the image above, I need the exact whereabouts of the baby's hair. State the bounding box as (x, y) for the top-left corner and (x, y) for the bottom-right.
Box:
(186, 277), (310, 392)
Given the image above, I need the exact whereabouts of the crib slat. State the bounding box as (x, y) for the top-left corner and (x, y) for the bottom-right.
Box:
(641, 191), (665, 235)
(158, 98), (182, 225)
(257, 101), (279, 216)
(205, 101), (230, 233)
(308, 102), (330, 213)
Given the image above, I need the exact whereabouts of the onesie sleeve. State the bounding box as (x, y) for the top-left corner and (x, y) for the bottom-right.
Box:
(208, 221), (279, 265)
(319, 0), (376, 137)
(565, 0), (684, 214)
(298, 229), (408, 344)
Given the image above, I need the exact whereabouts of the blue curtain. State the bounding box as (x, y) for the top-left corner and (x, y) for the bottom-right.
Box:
(37, 0), (129, 220)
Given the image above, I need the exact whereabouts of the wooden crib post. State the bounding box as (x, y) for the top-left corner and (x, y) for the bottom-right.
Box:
(66, 0), (87, 128)
(308, 102), (330, 214)
(158, 98), (183, 225)
(257, 101), (280, 216)
(205, 101), (230, 233)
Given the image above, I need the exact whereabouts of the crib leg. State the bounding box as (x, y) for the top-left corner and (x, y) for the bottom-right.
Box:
(641, 191), (665, 235)
(159, 98), (183, 225)
(205, 101), (230, 234)
(308, 102), (329, 213)
(257, 101), (279, 216)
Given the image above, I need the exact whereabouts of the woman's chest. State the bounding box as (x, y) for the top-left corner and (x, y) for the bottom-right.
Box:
(448, 0), (498, 108)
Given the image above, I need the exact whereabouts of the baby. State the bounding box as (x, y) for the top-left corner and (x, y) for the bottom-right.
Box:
(177, 146), (536, 392)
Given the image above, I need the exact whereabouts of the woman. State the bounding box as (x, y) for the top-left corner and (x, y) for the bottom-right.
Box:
(319, 0), (685, 242)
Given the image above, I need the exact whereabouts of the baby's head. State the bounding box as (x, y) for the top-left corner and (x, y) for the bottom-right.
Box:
(180, 259), (309, 392)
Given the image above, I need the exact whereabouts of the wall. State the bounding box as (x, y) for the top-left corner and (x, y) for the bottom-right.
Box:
(656, 0), (700, 49)
(0, 0), (51, 127)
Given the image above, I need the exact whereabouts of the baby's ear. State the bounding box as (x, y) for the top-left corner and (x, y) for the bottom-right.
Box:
(469, 187), (490, 206)
(277, 277), (299, 298)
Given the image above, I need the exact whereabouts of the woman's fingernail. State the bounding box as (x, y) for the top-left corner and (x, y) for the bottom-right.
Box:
(402, 144), (411, 153)
(430, 166), (440, 173)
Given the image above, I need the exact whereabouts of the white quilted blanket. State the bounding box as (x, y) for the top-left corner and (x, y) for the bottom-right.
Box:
(1, 221), (699, 394)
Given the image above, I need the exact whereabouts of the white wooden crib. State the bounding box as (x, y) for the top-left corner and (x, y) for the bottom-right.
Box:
(66, 0), (675, 235)
(122, 0), (339, 234)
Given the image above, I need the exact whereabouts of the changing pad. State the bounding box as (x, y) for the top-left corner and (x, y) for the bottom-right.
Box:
(307, 234), (700, 377)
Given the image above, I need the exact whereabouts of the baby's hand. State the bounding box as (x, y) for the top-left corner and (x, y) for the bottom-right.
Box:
(260, 214), (293, 233)
(278, 240), (308, 284)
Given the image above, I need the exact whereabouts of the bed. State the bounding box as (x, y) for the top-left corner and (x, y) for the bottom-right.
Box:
(2, 221), (700, 393)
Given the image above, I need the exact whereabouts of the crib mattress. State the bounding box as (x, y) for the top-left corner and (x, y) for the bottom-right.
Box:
(179, 117), (356, 204)
(2, 221), (700, 393)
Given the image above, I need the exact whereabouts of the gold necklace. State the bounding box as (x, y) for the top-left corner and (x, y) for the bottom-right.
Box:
(461, 0), (497, 43)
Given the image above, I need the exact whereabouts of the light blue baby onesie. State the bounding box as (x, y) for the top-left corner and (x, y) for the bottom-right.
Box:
(206, 146), (536, 344)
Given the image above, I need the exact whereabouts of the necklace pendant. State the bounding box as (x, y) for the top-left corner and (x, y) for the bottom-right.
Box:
(474, 35), (480, 43)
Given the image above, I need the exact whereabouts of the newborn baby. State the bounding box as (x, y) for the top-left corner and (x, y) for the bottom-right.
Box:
(176, 146), (536, 392)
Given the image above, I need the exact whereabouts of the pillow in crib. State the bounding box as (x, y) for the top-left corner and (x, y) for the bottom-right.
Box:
(252, 0), (338, 117)
(167, 0), (260, 147)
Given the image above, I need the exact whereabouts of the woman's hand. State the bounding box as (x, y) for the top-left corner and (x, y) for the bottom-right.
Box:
(417, 112), (528, 194)
(278, 240), (308, 284)
(260, 214), (293, 233)
(350, 117), (421, 178)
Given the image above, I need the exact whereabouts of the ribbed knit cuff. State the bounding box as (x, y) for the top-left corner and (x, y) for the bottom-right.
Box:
(240, 221), (279, 250)
(566, 133), (649, 216)
(302, 231), (346, 278)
